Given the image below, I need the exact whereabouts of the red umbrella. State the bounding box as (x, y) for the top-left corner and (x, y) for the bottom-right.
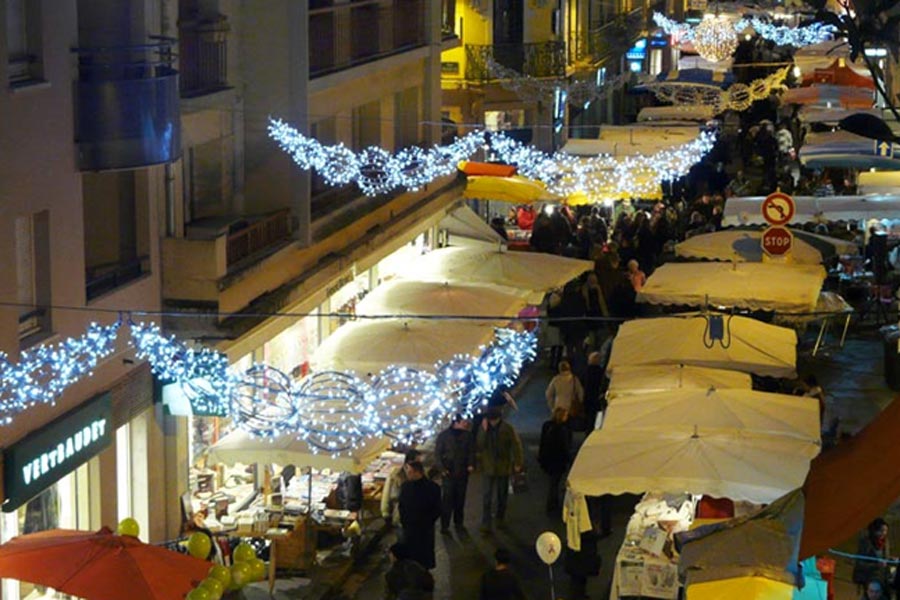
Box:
(0, 527), (211, 600)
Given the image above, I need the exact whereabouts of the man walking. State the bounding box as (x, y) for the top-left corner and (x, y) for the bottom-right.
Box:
(435, 414), (474, 532)
(398, 460), (442, 570)
(476, 406), (524, 532)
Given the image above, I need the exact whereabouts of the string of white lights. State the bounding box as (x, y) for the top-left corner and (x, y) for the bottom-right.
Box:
(654, 12), (834, 49)
(0, 319), (537, 457)
(646, 67), (790, 112)
(268, 118), (485, 196)
(486, 58), (632, 107)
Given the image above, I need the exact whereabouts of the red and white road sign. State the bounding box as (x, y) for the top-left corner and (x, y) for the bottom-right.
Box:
(761, 226), (793, 256)
(761, 192), (795, 226)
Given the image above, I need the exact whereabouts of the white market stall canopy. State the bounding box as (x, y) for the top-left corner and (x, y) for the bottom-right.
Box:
(207, 429), (390, 473)
(561, 125), (701, 157)
(567, 426), (818, 504)
(858, 171), (900, 196)
(438, 204), (504, 244)
(404, 245), (593, 303)
(310, 318), (498, 375)
(723, 195), (900, 225)
(800, 130), (900, 170)
(602, 388), (821, 443)
(355, 280), (529, 320)
(675, 229), (858, 264)
(607, 315), (797, 379)
(638, 262), (826, 313)
(607, 365), (752, 398)
(798, 106), (883, 125)
(637, 105), (716, 124)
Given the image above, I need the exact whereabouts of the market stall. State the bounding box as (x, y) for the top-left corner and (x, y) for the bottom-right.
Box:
(438, 203), (506, 245)
(723, 194), (900, 225)
(637, 262), (827, 314)
(561, 125), (702, 158)
(607, 365), (752, 398)
(674, 229), (858, 264)
(799, 130), (900, 170)
(355, 280), (529, 321)
(606, 315), (797, 379)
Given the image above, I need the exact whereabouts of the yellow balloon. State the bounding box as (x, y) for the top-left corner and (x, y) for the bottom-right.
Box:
(187, 532), (212, 560)
(232, 541), (256, 563)
(117, 518), (140, 538)
(198, 578), (224, 600)
(230, 561), (252, 589)
(248, 557), (267, 582)
(208, 564), (231, 588)
(186, 587), (211, 600)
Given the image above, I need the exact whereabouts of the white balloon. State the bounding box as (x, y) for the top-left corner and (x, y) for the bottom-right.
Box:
(535, 531), (562, 565)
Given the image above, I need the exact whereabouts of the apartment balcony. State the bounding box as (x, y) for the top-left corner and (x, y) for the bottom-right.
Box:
(309, 0), (427, 78)
(178, 16), (230, 98)
(73, 38), (181, 171)
(465, 41), (566, 81)
(568, 8), (646, 66)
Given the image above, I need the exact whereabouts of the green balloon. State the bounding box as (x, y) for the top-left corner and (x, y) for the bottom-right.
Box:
(232, 541), (256, 563)
(230, 561), (252, 589)
(117, 518), (140, 538)
(198, 578), (224, 600)
(247, 557), (267, 582)
(187, 532), (212, 560)
(208, 564), (231, 588)
(186, 587), (211, 600)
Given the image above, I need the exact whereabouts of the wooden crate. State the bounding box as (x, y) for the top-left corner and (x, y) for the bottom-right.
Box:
(272, 519), (314, 571)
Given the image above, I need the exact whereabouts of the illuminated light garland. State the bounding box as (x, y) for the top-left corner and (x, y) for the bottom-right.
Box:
(646, 67), (790, 113)
(654, 12), (835, 49)
(489, 130), (718, 199)
(435, 355), (478, 416)
(693, 14), (743, 63)
(747, 17), (835, 47)
(268, 118), (485, 195)
(370, 366), (448, 442)
(486, 58), (632, 107)
(0, 321), (120, 424)
(230, 365), (297, 438)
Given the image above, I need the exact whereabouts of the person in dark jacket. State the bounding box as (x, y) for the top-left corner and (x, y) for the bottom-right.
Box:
(538, 407), (572, 513)
(479, 547), (527, 600)
(476, 407), (524, 531)
(564, 499), (603, 600)
(398, 461), (443, 570)
(583, 351), (608, 434)
(434, 414), (475, 532)
(530, 213), (557, 254)
(853, 518), (891, 594)
(385, 542), (435, 600)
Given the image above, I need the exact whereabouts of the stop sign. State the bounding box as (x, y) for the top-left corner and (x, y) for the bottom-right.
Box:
(761, 226), (793, 256)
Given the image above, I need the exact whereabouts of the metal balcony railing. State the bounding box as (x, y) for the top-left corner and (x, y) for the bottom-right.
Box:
(72, 38), (181, 170)
(309, 0), (426, 78)
(568, 9), (645, 65)
(465, 41), (566, 81)
(225, 209), (292, 268)
(178, 17), (230, 98)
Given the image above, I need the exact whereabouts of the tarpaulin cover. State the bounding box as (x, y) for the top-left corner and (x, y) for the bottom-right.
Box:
(608, 365), (752, 397)
(800, 397), (900, 558)
(607, 315), (797, 379)
(637, 262), (826, 313)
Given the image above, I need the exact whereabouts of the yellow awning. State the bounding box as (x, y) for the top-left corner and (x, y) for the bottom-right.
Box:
(463, 175), (553, 204)
(687, 576), (794, 600)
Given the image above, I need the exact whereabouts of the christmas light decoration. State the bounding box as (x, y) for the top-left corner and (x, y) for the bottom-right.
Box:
(268, 118), (485, 195)
(653, 12), (698, 41)
(645, 67), (790, 112)
(693, 14), (742, 63)
(230, 365), (297, 438)
(0, 321), (120, 424)
(370, 366), (447, 442)
(747, 17), (835, 47)
(486, 58), (631, 107)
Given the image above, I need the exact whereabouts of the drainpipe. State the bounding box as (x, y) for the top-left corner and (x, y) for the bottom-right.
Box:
(165, 162), (177, 237)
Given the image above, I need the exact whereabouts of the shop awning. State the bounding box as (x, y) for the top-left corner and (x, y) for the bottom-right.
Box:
(438, 204), (505, 244)
(800, 130), (900, 170)
(797, 106), (882, 125)
(637, 105), (717, 124)
(858, 170), (900, 195)
(463, 175), (554, 204)
(562, 125), (701, 157)
(607, 315), (797, 379)
(781, 84), (874, 110)
(723, 194), (900, 225)
(793, 41), (868, 76)
(207, 429), (390, 473)
(647, 68), (735, 88)
(355, 280), (528, 320)
(310, 318), (499, 375)
(404, 244), (594, 303)
(608, 365), (752, 398)
(638, 263), (827, 314)
(567, 426), (818, 503)
(675, 229), (858, 264)
(802, 58), (874, 90)
(686, 577), (794, 600)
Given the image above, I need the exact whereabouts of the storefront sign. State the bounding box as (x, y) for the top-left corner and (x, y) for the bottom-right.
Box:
(2, 393), (112, 512)
(626, 38), (648, 61)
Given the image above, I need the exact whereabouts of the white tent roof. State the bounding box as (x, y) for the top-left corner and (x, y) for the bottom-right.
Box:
(310, 318), (498, 375)
(638, 262), (826, 313)
(675, 229), (857, 264)
(567, 426), (818, 503)
(607, 315), (797, 379)
(404, 245), (593, 303)
(608, 365), (752, 397)
(207, 429), (390, 473)
(637, 105), (716, 124)
(561, 125), (701, 157)
(602, 388), (821, 443)
(438, 204), (505, 245)
(355, 280), (528, 320)
(723, 195), (900, 225)
(858, 171), (900, 196)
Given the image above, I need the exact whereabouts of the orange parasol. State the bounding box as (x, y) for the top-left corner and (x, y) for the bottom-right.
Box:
(0, 527), (211, 600)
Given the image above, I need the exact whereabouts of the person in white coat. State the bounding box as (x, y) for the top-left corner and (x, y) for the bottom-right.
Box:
(545, 361), (584, 414)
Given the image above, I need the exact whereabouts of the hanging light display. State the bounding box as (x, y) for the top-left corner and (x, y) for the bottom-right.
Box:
(693, 14), (741, 63)
(486, 58), (632, 107)
(644, 67), (790, 112)
(653, 12), (834, 49)
(230, 365), (298, 438)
